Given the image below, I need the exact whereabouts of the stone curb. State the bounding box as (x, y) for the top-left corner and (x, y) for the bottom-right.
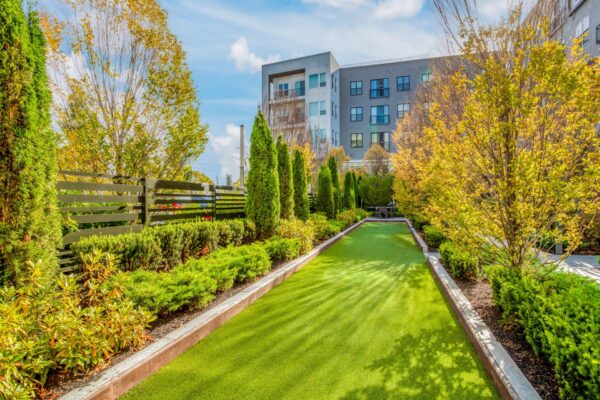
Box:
(59, 219), (367, 400)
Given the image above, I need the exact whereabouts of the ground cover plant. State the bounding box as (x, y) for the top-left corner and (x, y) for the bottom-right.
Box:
(122, 223), (498, 400)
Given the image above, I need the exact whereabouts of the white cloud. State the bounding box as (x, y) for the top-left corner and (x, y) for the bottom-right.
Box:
(302, 0), (368, 9)
(228, 36), (280, 73)
(372, 0), (425, 19)
(207, 124), (248, 181)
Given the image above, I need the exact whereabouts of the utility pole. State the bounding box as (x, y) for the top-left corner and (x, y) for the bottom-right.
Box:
(239, 124), (245, 187)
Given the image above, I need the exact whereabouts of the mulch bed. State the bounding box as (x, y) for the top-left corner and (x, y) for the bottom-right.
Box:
(41, 260), (289, 400)
(452, 276), (560, 400)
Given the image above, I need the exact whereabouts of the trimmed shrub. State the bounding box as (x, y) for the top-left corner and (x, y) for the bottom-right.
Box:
(316, 166), (335, 219)
(115, 244), (271, 316)
(343, 171), (355, 209)
(439, 241), (479, 279)
(246, 111), (280, 239)
(488, 265), (600, 399)
(292, 148), (310, 221)
(72, 232), (162, 271)
(72, 219), (249, 272)
(0, 254), (151, 398)
(422, 225), (447, 249)
(310, 213), (343, 242)
(242, 219), (257, 243)
(276, 136), (294, 219)
(279, 218), (315, 254)
(264, 236), (302, 262)
(337, 209), (368, 227)
(215, 219), (245, 247)
(411, 214), (430, 231)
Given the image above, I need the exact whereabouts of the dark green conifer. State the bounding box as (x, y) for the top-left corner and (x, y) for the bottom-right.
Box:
(292, 148), (309, 221)
(276, 136), (294, 219)
(316, 166), (334, 219)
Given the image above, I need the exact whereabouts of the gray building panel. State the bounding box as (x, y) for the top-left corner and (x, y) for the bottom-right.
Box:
(339, 57), (441, 161)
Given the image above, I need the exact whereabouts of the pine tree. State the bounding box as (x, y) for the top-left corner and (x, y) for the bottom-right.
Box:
(343, 171), (355, 209)
(292, 148), (310, 221)
(316, 166), (334, 219)
(276, 136), (294, 219)
(327, 156), (340, 217)
(0, 5), (61, 284)
(245, 111), (280, 239)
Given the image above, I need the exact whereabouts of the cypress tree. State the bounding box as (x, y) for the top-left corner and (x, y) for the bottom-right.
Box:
(316, 166), (334, 219)
(0, 5), (61, 284)
(354, 173), (361, 208)
(327, 156), (340, 217)
(292, 148), (309, 221)
(276, 136), (294, 219)
(245, 111), (280, 239)
(343, 171), (355, 209)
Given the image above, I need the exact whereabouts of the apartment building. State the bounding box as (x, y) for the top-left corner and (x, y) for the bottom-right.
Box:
(262, 52), (441, 165)
(533, 0), (600, 58)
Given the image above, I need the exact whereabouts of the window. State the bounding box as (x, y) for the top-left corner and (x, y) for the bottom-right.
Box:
(397, 103), (410, 119)
(370, 105), (390, 125)
(575, 14), (590, 42)
(423, 102), (431, 117)
(371, 132), (390, 150)
(351, 107), (363, 122)
(370, 79), (389, 98)
(319, 73), (326, 87)
(312, 128), (327, 144)
(295, 80), (305, 96)
(421, 72), (432, 82)
(597, 23), (600, 44)
(319, 101), (326, 115)
(350, 81), (363, 95)
(309, 102), (318, 116)
(309, 74), (318, 89)
(351, 133), (363, 148)
(397, 76), (410, 91)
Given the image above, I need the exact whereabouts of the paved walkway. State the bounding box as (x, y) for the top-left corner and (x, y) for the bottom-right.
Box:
(542, 253), (600, 283)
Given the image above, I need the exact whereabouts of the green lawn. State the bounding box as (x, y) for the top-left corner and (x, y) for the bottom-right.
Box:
(122, 222), (499, 400)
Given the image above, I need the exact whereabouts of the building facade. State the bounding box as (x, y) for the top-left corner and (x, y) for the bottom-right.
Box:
(534, 0), (600, 58)
(262, 52), (441, 164)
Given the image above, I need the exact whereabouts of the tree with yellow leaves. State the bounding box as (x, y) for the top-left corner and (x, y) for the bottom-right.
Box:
(395, 1), (600, 269)
(43, 0), (207, 179)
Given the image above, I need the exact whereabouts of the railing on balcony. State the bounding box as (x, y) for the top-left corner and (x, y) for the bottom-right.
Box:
(370, 88), (389, 98)
(272, 87), (305, 100)
(370, 115), (390, 125)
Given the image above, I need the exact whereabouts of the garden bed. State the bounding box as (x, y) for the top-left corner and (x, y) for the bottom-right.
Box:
(453, 278), (559, 400)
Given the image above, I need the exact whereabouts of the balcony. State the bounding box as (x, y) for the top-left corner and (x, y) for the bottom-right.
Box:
(370, 88), (389, 98)
(370, 115), (390, 125)
(271, 88), (305, 101)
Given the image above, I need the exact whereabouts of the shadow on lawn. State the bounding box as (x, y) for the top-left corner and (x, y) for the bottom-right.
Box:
(339, 327), (497, 400)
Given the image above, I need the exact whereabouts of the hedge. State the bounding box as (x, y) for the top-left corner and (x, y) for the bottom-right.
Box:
(439, 241), (480, 279)
(264, 237), (302, 262)
(422, 225), (447, 249)
(71, 219), (250, 272)
(113, 244), (271, 315)
(488, 265), (600, 399)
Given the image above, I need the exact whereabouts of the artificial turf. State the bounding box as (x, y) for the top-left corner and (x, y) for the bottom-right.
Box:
(122, 222), (499, 400)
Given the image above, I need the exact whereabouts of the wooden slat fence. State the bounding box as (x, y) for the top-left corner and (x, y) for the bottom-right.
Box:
(58, 170), (246, 272)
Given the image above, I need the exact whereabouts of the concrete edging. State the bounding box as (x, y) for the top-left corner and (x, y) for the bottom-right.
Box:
(403, 219), (539, 400)
(59, 219), (368, 400)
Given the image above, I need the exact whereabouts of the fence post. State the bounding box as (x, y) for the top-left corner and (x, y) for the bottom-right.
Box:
(211, 185), (217, 220)
(142, 177), (149, 226)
